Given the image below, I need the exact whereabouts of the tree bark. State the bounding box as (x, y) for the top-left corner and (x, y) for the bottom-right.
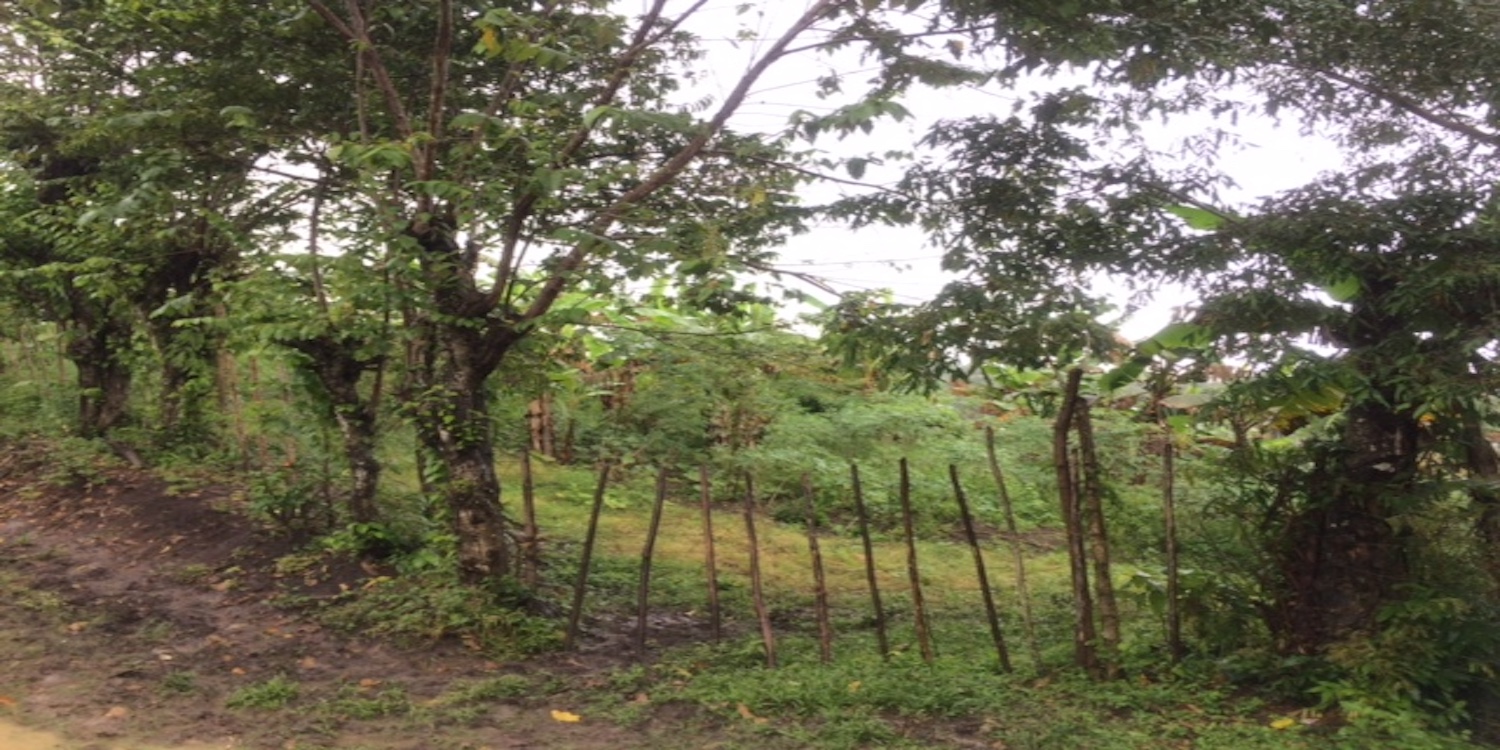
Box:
(1463, 412), (1500, 592)
(407, 221), (521, 584)
(1053, 368), (1098, 676)
(1272, 397), (1415, 653)
(1074, 396), (1121, 678)
(289, 335), (382, 524)
(67, 312), (133, 439)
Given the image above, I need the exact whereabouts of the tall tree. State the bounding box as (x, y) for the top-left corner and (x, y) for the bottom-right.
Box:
(827, 0), (1500, 655)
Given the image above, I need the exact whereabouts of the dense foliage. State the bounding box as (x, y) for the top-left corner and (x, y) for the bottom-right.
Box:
(3, 0), (1500, 745)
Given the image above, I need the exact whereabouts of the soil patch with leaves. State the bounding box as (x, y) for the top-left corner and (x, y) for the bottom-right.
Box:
(0, 461), (720, 749)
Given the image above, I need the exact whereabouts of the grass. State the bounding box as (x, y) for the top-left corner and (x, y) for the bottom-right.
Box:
(160, 670), (197, 694)
(226, 674), (301, 710)
(568, 634), (1329, 750)
(510, 458), (1073, 618)
(333, 456), (1482, 748)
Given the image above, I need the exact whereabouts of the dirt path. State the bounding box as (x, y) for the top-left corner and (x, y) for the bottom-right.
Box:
(0, 461), (726, 750)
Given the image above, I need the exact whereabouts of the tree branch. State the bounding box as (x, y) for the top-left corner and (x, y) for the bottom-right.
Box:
(519, 0), (846, 323)
(307, 0), (414, 138)
(491, 0), (711, 307)
(1306, 66), (1500, 148)
(704, 149), (915, 198)
(420, 0), (455, 188)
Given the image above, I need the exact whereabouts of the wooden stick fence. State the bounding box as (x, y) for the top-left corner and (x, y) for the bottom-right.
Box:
(548, 445), (1133, 678)
(898, 457), (936, 663)
(564, 461), (612, 650)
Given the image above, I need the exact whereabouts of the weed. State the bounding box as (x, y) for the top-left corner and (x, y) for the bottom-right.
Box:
(172, 564), (214, 584)
(319, 683), (411, 721)
(160, 671), (197, 694)
(227, 674), (301, 710)
(315, 573), (561, 657)
(273, 551), (325, 577)
(134, 618), (175, 643)
(44, 437), (117, 489)
(437, 674), (536, 704)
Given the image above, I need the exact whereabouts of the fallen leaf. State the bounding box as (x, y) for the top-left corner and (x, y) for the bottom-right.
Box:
(231, 667), (247, 676)
(847, 680), (862, 694)
(298, 656), (319, 669)
(1269, 717), (1297, 730)
(632, 692), (650, 704)
(103, 706), (129, 720)
(550, 709), (582, 723)
(0, 695), (16, 708)
(736, 703), (768, 724)
(358, 678), (382, 690)
(67, 621), (89, 633)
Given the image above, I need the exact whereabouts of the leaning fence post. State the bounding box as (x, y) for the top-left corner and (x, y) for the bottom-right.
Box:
(564, 461), (612, 650)
(635, 465), (669, 656)
(802, 474), (834, 664)
(520, 449), (540, 588)
(986, 425), (1044, 674)
(950, 464), (1012, 673)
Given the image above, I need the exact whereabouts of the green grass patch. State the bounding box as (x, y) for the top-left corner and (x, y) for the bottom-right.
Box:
(226, 674), (301, 710)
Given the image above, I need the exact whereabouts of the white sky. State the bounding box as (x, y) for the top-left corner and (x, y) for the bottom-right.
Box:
(671, 1), (1347, 340)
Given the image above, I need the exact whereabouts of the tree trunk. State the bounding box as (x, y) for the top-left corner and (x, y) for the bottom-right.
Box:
(1272, 398), (1415, 653)
(67, 313), (133, 439)
(1074, 396), (1121, 678)
(408, 220), (521, 584)
(527, 394), (556, 458)
(1053, 368), (1098, 676)
(431, 385), (509, 582)
(1463, 412), (1500, 592)
(289, 336), (383, 524)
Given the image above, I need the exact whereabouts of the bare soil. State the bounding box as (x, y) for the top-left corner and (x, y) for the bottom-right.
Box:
(0, 456), (732, 750)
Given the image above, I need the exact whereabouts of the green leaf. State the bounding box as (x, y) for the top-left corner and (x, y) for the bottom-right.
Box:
(1165, 204), (1227, 231)
(1137, 321), (1213, 356)
(1323, 275), (1361, 302)
(582, 105), (615, 129)
(450, 112), (501, 130)
(1100, 356), (1151, 392)
(1160, 392), (1215, 409)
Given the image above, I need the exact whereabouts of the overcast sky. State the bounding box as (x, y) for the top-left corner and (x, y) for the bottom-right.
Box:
(670, 1), (1346, 339)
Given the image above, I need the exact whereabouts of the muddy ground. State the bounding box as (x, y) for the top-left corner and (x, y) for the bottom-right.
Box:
(0, 456), (736, 750)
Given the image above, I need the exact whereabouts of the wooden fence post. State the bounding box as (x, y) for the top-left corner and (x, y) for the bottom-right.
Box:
(949, 464), (1011, 673)
(743, 474), (777, 668)
(850, 463), (890, 659)
(564, 461), (612, 649)
(635, 465), (669, 655)
(699, 466), (722, 642)
(898, 458), (935, 662)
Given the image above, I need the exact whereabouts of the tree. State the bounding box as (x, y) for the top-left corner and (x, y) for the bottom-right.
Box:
(237, 0), (956, 582)
(826, 0), (1500, 657)
(0, 0), (312, 443)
